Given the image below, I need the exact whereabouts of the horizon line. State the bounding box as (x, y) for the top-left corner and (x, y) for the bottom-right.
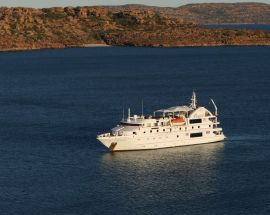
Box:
(0, 2), (269, 9)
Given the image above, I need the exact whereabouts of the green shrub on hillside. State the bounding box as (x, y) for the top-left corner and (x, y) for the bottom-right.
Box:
(41, 9), (67, 19)
(111, 12), (138, 27)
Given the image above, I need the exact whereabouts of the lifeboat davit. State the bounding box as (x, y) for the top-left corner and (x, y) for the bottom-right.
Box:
(171, 117), (185, 126)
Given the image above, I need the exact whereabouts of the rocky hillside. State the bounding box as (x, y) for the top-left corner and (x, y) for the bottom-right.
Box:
(108, 3), (270, 24)
(175, 3), (270, 24)
(0, 5), (270, 51)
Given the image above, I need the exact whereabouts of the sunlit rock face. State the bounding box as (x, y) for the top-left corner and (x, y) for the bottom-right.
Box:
(0, 3), (270, 51)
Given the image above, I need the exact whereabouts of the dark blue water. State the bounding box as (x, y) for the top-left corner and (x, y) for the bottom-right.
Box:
(0, 47), (270, 215)
(205, 24), (270, 30)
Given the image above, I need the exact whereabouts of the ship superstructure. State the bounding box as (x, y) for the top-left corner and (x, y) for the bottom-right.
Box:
(97, 92), (225, 151)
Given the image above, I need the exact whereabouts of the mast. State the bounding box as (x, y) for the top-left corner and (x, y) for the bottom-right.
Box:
(191, 91), (197, 109)
(141, 99), (144, 117)
(122, 105), (125, 121)
(127, 108), (131, 122)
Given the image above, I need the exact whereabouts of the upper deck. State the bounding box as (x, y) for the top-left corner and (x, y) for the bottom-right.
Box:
(97, 92), (222, 139)
(118, 105), (217, 130)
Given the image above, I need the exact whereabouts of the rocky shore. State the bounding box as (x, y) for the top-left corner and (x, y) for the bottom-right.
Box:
(0, 4), (270, 51)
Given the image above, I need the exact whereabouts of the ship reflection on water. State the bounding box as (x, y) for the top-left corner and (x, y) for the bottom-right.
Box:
(99, 142), (225, 202)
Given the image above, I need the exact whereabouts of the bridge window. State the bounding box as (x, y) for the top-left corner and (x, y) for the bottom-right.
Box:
(190, 119), (202, 124)
(121, 122), (141, 126)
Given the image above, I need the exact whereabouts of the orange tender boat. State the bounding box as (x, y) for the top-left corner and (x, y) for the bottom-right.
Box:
(171, 117), (185, 125)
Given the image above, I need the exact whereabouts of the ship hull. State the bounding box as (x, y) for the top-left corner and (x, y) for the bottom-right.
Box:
(97, 135), (225, 151)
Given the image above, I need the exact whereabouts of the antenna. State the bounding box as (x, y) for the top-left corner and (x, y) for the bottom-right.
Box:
(210, 99), (218, 116)
(141, 99), (144, 117)
(190, 90), (197, 109)
(122, 104), (125, 121)
(127, 107), (131, 122)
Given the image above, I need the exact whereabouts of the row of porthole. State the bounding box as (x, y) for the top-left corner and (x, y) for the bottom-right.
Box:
(190, 125), (212, 129)
(139, 131), (210, 140)
(136, 130), (212, 140)
(175, 125), (212, 131)
(146, 137), (169, 140)
(135, 125), (213, 135)
(141, 129), (170, 134)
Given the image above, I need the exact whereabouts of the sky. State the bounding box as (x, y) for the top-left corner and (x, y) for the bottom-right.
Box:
(0, 0), (269, 8)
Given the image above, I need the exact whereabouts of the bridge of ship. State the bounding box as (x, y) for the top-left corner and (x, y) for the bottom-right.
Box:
(154, 105), (193, 118)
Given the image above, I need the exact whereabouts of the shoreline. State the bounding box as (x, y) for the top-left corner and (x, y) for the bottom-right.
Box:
(0, 43), (270, 53)
(0, 44), (112, 52)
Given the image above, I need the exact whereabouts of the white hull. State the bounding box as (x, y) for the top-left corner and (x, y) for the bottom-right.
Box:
(98, 134), (225, 151)
(97, 92), (226, 152)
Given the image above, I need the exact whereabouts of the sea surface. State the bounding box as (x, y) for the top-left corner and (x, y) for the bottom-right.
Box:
(205, 24), (270, 30)
(0, 46), (270, 215)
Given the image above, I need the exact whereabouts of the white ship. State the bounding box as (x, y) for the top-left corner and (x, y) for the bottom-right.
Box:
(97, 92), (225, 151)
